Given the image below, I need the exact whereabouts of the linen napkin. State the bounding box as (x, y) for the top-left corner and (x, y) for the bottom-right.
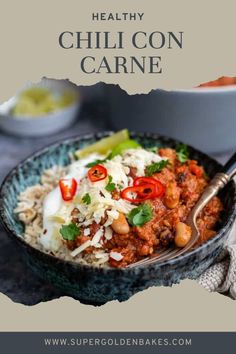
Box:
(198, 222), (236, 299)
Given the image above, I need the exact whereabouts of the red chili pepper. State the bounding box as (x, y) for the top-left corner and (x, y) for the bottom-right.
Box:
(121, 183), (157, 203)
(133, 176), (157, 186)
(88, 164), (107, 182)
(134, 177), (165, 197)
(59, 178), (77, 201)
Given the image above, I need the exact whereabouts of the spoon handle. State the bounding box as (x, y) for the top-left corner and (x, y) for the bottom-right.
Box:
(199, 150), (236, 207)
(190, 172), (229, 220)
(222, 152), (236, 179)
(188, 152), (236, 222)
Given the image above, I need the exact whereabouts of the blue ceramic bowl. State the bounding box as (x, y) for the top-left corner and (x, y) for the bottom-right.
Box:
(0, 132), (236, 305)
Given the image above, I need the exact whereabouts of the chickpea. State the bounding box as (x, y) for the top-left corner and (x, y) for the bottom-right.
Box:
(174, 222), (192, 248)
(164, 181), (180, 209)
(111, 212), (130, 234)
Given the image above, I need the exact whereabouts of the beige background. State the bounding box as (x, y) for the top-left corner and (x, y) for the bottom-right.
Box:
(0, 0), (236, 331)
(1, 0), (236, 101)
(0, 281), (236, 332)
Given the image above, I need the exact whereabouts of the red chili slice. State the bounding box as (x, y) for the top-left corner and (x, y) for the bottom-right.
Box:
(88, 164), (107, 182)
(134, 177), (156, 186)
(134, 177), (165, 197)
(121, 183), (157, 203)
(59, 178), (77, 201)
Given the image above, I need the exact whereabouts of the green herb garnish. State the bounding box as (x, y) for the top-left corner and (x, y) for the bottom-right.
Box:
(176, 144), (189, 163)
(59, 223), (81, 241)
(82, 193), (91, 205)
(86, 153), (112, 168)
(127, 203), (153, 226)
(105, 175), (116, 192)
(86, 159), (106, 168)
(145, 160), (169, 176)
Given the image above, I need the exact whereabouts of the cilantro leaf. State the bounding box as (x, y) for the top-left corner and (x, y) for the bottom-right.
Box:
(86, 159), (106, 168)
(127, 203), (153, 226)
(105, 175), (116, 192)
(145, 160), (169, 176)
(176, 144), (189, 163)
(59, 223), (81, 241)
(85, 153), (113, 168)
(82, 193), (91, 205)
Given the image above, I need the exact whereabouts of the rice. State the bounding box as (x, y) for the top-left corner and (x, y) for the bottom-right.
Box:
(14, 165), (110, 267)
(14, 166), (65, 246)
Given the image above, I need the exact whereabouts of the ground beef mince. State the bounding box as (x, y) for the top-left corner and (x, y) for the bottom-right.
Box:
(104, 148), (222, 267)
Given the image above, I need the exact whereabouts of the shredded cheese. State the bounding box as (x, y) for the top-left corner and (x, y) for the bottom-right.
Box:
(110, 251), (123, 261)
(84, 228), (90, 236)
(91, 228), (104, 246)
(121, 148), (165, 176)
(42, 147), (166, 257)
(71, 240), (92, 257)
(104, 227), (113, 240)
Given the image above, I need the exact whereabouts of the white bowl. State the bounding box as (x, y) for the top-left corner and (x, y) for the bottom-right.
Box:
(0, 78), (81, 137)
(107, 85), (236, 154)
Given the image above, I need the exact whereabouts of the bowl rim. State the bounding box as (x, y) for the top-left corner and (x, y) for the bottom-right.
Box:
(170, 85), (236, 94)
(1, 130), (236, 273)
(152, 85), (236, 94)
